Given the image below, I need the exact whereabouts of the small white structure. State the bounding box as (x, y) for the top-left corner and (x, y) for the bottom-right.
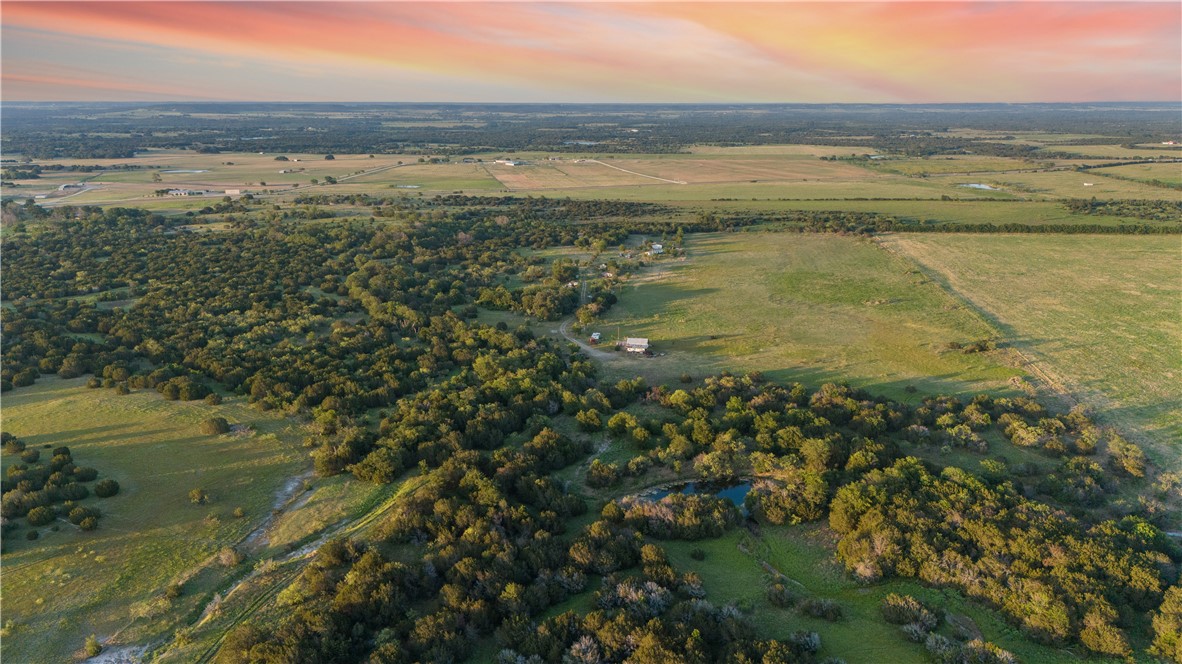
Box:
(225, 189), (242, 195)
(623, 337), (649, 353)
(650, 243), (664, 255)
(589, 332), (602, 344)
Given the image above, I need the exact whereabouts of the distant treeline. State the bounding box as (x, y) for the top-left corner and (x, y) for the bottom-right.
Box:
(4, 102), (1179, 158)
(750, 207), (1182, 236)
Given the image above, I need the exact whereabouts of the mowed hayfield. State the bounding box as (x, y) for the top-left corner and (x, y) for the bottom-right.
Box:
(594, 232), (1021, 400)
(0, 378), (305, 663)
(882, 234), (1182, 457)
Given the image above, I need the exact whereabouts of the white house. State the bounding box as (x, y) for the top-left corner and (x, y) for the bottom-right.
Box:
(623, 338), (649, 353)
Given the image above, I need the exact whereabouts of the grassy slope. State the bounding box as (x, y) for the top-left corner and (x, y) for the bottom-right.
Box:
(882, 233), (1182, 459)
(0, 378), (305, 662)
(595, 232), (1021, 401)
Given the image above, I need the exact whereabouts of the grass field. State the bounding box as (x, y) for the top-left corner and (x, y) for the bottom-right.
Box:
(0, 378), (306, 662)
(928, 169), (1182, 200)
(864, 155), (1042, 176)
(1087, 162), (1182, 187)
(593, 232), (1022, 401)
(882, 234), (1182, 457)
(1046, 145), (1182, 159)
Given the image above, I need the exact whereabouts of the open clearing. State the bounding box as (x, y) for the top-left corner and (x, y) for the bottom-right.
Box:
(0, 378), (305, 663)
(594, 232), (1021, 401)
(883, 233), (1182, 456)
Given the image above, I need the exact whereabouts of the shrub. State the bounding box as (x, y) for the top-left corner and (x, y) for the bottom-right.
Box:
(800, 598), (843, 622)
(27, 506), (55, 527)
(690, 548), (706, 561)
(95, 479), (120, 497)
(767, 583), (799, 608)
(85, 635), (102, 657)
(190, 488), (209, 505)
(204, 393), (223, 406)
(20, 449), (40, 464)
(26, 530), (39, 541)
(881, 593), (938, 631)
(200, 417), (231, 435)
(79, 516), (98, 531)
(218, 546), (244, 567)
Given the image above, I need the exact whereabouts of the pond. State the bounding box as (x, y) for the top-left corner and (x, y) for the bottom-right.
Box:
(640, 479), (753, 508)
(958, 183), (999, 190)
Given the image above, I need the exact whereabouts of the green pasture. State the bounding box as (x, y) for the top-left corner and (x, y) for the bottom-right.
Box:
(593, 232), (1021, 401)
(883, 233), (1182, 455)
(1087, 162), (1182, 187)
(928, 169), (1182, 200)
(0, 378), (305, 663)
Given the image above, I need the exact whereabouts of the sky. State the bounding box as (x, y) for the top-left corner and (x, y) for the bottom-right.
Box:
(1, 1), (1178, 103)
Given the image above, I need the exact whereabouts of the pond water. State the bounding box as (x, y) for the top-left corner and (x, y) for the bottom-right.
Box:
(641, 479), (752, 508)
(162, 169), (209, 173)
(958, 183), (998, 190)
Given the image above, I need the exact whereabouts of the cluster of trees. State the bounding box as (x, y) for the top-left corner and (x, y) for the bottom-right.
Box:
(1, 434), (117, 539)
(1063, 198), (1182, 222)
(830, 458), (1172, 656)
(755, 209), (1182, 236)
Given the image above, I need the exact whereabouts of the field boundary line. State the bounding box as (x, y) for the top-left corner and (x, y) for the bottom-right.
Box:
(586, 159), (687, 185)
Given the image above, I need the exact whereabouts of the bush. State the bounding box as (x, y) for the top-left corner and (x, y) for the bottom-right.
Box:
(79, 516), (98, 531)
(690, 548), (706, 561)
(218, 546), (244, 567)
(190, 488), (209, 505)
(800, 597), (843, 622)
(200, 417), (231, 435)
(767, 583), (799, 608)
(204, 393), (223, 405)
(26, 530), (39, 541)
(27, 506), (55, 527)
(85, 634), (102, 657)
(881, 593), (938, 631)
(95, 479), (120, 498)
(20, 449), (40, 464)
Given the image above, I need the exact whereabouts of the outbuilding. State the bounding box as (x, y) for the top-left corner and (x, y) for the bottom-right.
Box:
(623, 337), (649, 353)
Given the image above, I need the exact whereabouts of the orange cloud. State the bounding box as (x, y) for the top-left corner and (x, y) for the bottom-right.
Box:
(2, 2), (1178, 102)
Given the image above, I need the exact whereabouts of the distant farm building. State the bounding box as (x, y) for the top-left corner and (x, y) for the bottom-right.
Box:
(589, 332), (602, 345)
(167, 189), (206, 196)
(494, 159), (526, 166)
(225, 189), (242, 195)
(623, 337), (650, 353)
(648, 243), (664, 255)
(58, 183), (83, 191)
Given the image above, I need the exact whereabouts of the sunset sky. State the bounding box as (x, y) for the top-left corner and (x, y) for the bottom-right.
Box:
(2, 1), (1178, 103)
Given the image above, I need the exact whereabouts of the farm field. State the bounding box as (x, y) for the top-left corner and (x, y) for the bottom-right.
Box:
(0, 379), (305, 663)
(863, 155), (1044, 176)
(1045, 144), (1182, 159)
(1088, 161), (1182, 187)
(928, 168), (1182, 200)
(594, 232), (1022, 401)
(882, 233), (1182, 457)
